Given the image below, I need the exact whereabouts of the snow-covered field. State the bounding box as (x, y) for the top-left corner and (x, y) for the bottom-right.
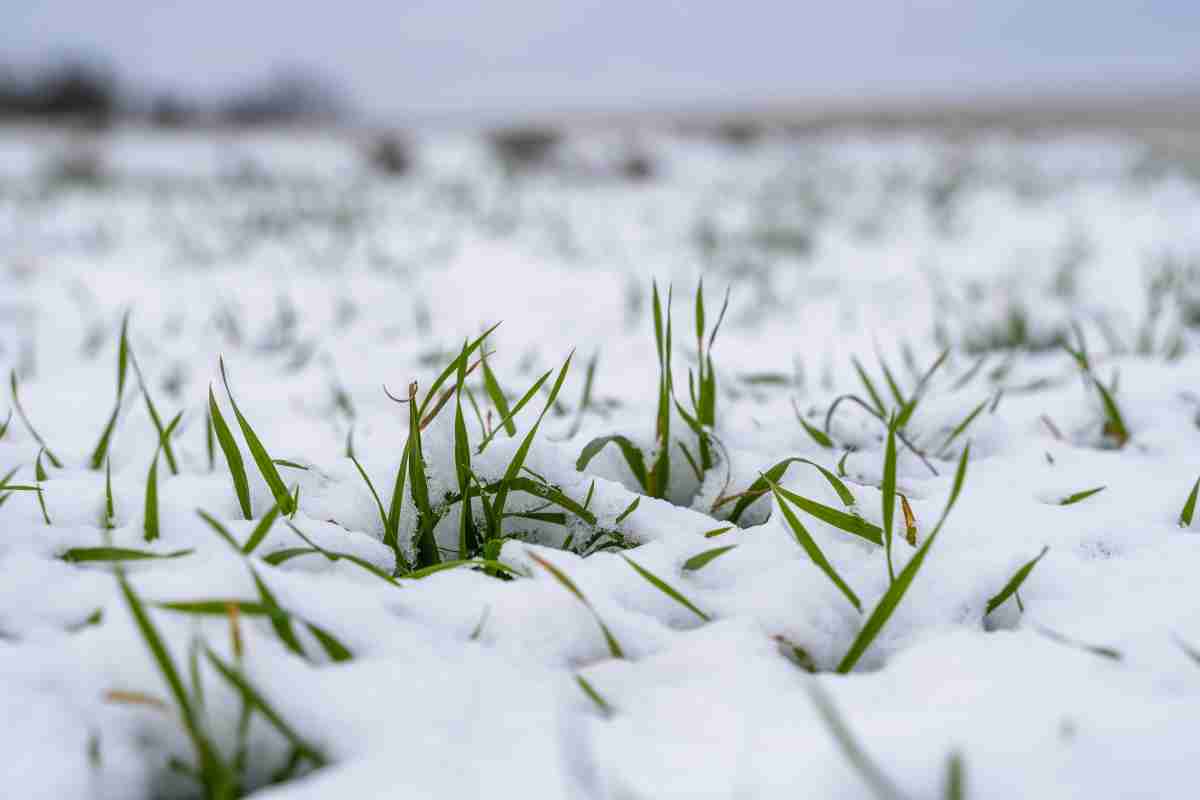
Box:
(2, 123), (1200, 799)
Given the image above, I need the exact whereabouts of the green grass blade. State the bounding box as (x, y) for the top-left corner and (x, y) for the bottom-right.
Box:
(722, 456), (856, 524)
(197, 509), (241, 550)
(772, 484), (884, 546)
(204, 648), (326, 767)
(10, 370), (62, 467)
(575, 674), (614, 717)
(806, 680), (905, 800)
(491, 352), (574, 535)
(349, 453), (389, 534)
(103, 457), (115, 529)
(795, 402), (834, 448)
(220, 358), (294, 515)
(143, 454), (159, 542)
(480, 348), (515, 437)
(415, 322), (501, 420)
(242, 503), (282, 555)
(249, 566), (306, 659)
(852, 358), (887, 417)
(405, 381), (440, 568)
(453, 340), (478, 559)
(63, 547), (193, 563)
(529, 551), (624, 658)
(837, 446), (969, 673)
(944, 752), (965, 800)
(682, 544), (737, 571)
(1179, 477), (1199, 528)
(383, 443), (412, 574)
(615, 497), (640, 524)
(1091, 375), (1129, 447)
(767, 478), (861, 612)
(476, 369), (551, 453)
(208, 387), (252, 520)
(1059, 486), (1105, 506)
(937, 398), (988, 457)
(89, 316), (130, 470)
(985, 546), (1049, 615)
(115, 566), (232, 792)
(34, 449), (51, 524)
(621, 554), (710, 622)
(882, 415), (899, 583)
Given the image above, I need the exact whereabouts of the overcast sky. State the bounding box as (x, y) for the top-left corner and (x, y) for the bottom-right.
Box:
(5, 1), (1200, 122)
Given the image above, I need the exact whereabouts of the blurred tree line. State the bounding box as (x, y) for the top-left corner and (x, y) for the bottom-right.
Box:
(0, 59), (347, 127)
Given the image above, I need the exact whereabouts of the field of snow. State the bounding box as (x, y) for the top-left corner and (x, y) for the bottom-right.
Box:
(2, 123), (1200, 799)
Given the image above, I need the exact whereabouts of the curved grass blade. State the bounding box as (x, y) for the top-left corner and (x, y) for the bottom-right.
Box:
(985, 546), (1049, 615)
(576, 434), (648, 490)
(89, 315), (130, 470)
(129, 351), (180, 475)
(10, 370), (62, 467)
(721, 456), (856, 524)
(621, 554), (710, 622)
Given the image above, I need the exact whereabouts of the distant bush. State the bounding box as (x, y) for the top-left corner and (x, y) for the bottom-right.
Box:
(489, 126), (562, 172)
(619, 150), (656, 182)
(713, 119), (763, 148)
(44, 145), (108, 186)
(365, 132), (412, 177)
(218, 71), (345, 126)
(0, 61), (116, 125)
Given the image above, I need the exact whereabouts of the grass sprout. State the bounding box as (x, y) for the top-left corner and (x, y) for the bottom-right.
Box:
(682, 544), (737, 571)
(1059, 486), (1105, 506)
(985, 546), (1049, 616)
(1179, 476), (1198, 528)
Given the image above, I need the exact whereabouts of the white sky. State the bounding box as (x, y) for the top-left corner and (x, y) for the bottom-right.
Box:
(5, 1), (1199, 121)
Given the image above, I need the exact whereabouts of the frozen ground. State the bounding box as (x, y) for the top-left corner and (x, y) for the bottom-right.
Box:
(1, 123), (1200, 799)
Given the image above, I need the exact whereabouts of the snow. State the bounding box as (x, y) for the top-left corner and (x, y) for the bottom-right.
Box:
(2, 123), (1200, 798)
